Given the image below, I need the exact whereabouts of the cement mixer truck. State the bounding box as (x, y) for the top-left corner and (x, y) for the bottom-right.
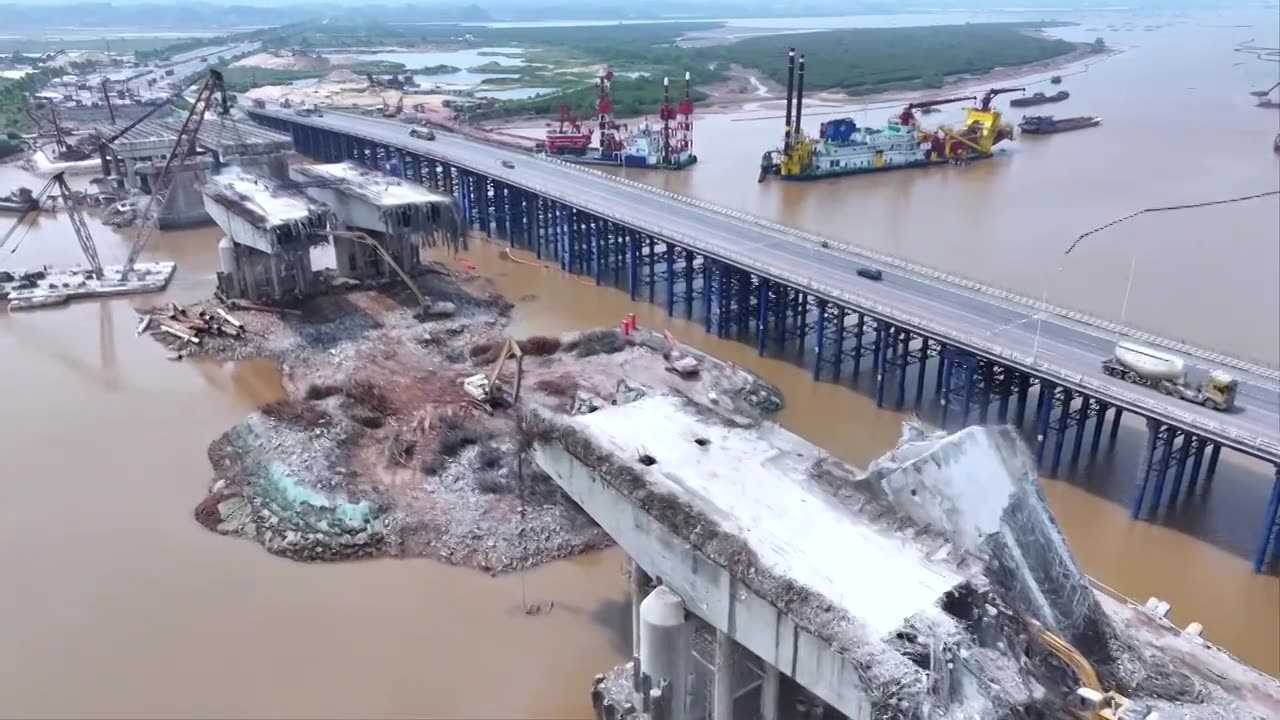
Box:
(1101, 342), (1237, 412)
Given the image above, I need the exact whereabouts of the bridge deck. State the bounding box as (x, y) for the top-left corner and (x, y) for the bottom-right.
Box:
(252, 108), (1280, 464)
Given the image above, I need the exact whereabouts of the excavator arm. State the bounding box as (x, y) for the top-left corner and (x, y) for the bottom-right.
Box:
(979, 87), (1027, 111)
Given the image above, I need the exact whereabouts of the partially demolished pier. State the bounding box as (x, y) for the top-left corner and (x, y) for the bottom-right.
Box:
(526, 400), (1280, 720)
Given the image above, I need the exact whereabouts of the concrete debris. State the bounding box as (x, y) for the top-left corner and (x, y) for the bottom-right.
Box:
(528, 404), (1280, 720)
(168, 263), (783, 572)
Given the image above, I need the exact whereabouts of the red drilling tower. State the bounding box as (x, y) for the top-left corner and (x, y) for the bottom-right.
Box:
(658, 76), (675, 165)
(596, 66), (623, 157)
(675, 71), (694, 159)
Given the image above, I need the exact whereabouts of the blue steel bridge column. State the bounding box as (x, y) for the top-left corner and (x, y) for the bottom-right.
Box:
(1090, 402), (1109, 457)
(755, 281), (769, 356)
(701, 260), (714, 332)
(1168, 434), (1192, 502)
(627, 230), (638, 299)
(894, 330), (910, 409)
(831, 305), (846, 381)
(934, 341), (947, 395)
(1185, 438), (1208, 494)
(1035, 381), (1057, 468)
(996, 369), (1012, 423)
(811, 299), (828, 381)
(940, 351), (954, 428)
(1130, 418), (1162, 518)
(853, 317), (869, 384)
(1014, 375), (1031, 427)
(683, 251), (696, 319)
(874, 323), (889, 409)
(1070, 397), (1092, 467)
(913, 339), (930, 408)
(1204, 444), (1223, 485)
(1051, 389), (1073, 475)
(1253, 467), (1280, 572)
(1148, 428), (1179, 515)
(592, 218), (603, 285)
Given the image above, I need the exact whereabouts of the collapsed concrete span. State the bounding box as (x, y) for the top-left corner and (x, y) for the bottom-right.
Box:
(525, 397), (1280, 720)
(202, 167), (334, 302)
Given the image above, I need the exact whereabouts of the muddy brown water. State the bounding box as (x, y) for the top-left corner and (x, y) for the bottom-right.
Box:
(1, 8), (1278, 717)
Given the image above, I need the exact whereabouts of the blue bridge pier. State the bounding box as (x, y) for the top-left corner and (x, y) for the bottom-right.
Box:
(252, 111), (1280, 574)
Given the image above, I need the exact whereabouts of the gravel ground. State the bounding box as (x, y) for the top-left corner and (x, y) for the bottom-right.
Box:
(171, 266), (783, 571)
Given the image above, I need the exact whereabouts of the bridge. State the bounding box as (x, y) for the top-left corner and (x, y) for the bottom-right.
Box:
(248, 107), (1280, 572)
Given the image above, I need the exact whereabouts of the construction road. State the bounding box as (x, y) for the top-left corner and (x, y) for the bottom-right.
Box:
(253, 108), (1280, 463)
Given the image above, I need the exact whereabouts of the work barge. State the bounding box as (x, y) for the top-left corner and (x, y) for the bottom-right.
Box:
(247, 107), (1280, 574)
(524, 405), (1280, 719)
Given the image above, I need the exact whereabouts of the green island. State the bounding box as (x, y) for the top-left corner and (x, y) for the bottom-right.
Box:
(418, 64), (462, 75)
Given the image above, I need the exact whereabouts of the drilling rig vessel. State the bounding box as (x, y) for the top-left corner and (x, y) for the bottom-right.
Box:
(546, 68), (697, 170)
(759, 48), (1017, 182)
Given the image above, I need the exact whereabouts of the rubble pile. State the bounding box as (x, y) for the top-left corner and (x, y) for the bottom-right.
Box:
(163, 265), (783, 570)
(136, 301), (248, 359)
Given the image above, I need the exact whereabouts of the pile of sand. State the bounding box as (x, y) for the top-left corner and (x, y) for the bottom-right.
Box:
(232, 51), (332, 72)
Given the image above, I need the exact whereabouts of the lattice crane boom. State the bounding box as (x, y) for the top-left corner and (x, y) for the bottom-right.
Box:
(121, 69), (228, 280)
(51, 173), (103, 279)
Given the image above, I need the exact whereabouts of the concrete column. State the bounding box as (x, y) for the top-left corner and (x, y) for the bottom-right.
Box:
(630, 558), (649, 656)
(639, 585), (688, 720)
(713, 629), (734, 720)
(760, 663), (780, 720)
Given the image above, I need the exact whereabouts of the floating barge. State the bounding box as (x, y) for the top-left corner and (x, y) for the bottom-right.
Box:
(0, 262), (177, 311)
(1009, 90), (1070, 107)
(1019, 115), (1102, 134)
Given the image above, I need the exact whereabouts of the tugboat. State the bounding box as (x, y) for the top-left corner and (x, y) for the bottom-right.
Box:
(1018, 115), (1102, 134)
(1010, 90), (1070, 107)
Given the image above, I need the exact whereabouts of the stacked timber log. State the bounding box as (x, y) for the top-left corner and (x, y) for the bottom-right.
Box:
(137, 302), (246, 359)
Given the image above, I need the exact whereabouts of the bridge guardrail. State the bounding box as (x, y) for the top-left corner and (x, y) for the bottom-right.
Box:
(535, 155), (1280, 385)
(261, 110), (1280, 461)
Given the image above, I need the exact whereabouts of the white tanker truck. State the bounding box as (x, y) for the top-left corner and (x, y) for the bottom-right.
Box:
(1101, 342), (1237, 412)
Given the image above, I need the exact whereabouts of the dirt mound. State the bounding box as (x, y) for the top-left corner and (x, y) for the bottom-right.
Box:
(232, 51), (331, 71)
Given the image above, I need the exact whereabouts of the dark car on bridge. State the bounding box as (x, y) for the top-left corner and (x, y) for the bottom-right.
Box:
(857, 267), (883, 281)
(501, 160), (516, 169)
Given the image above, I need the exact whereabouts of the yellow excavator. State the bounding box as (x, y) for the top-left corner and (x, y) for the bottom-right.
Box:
(463, 338), (523, 410)
(1028, 621), (1158, 720)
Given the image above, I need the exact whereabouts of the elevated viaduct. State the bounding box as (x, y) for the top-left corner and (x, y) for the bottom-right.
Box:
(248, 106), (1280, 572)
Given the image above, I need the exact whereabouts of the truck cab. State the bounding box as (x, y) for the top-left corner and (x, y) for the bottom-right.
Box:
(1203, 370), (1238, 411)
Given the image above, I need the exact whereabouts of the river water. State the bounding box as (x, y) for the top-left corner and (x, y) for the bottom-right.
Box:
(1, 6), (1277, 717)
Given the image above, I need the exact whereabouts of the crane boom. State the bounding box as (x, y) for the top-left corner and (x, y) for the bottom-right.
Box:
(51, 173), (103, 278)
(979, 87), (1026, 111)
(0, 175), (58, 254)
(897, 96), (975, 125)
(121, 69), (228, 280)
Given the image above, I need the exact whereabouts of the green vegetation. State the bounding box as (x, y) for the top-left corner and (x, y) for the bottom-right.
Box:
(418, 64), (462, 75)
(710, 24), (1076, 94)
(216, 61), (406, 93)
(1092, 37), (1108, 51)
(0, 68), (72, 135)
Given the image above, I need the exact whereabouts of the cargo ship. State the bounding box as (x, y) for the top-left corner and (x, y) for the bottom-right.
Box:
(1018, 115), (1102, 134)
(1009, 90), (1070, 107)
(759, 48), (1018, 181)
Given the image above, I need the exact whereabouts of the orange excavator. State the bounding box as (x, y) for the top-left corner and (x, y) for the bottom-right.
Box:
(893, 96), (975, 127)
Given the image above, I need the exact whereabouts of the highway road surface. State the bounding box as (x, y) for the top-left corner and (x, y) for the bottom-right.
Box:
(254, 108), (1280, 462)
